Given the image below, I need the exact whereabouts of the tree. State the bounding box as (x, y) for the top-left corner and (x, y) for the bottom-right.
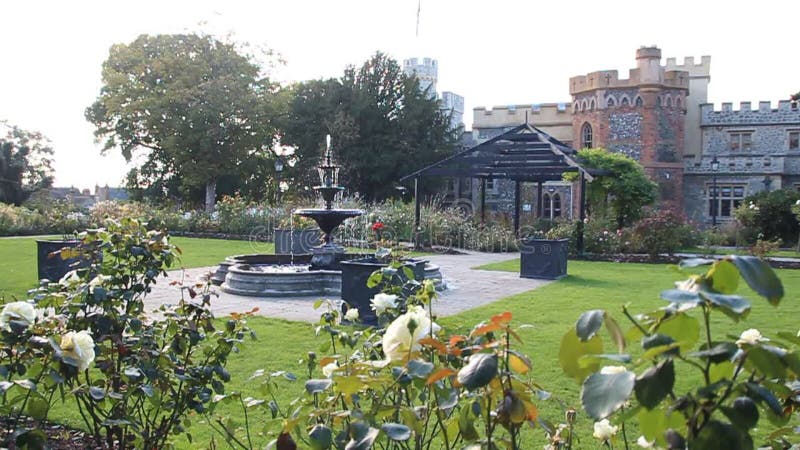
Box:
(86, 33), (282, 211)
(575, 148), (658, 227)
(282, 52), (457, 201)
(0, 122), (54, 205)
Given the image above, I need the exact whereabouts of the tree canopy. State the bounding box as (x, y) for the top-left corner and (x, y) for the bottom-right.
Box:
(0, 122), (54, 205)
(575, 148), (658, 227)
(86, 33), (282, 210)
(282, 52), (457, 201)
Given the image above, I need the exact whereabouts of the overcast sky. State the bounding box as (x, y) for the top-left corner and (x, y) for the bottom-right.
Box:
(2, 0), (798, 189)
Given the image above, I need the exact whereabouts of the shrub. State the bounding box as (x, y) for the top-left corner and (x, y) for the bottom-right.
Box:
(627, 209), (697, 257)
(559, 256), (788, 449)
(20, 219), (253, 448)
(734, 188), (800, 246)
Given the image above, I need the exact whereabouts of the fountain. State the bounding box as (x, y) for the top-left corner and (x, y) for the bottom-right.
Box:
(215, 135), (443, 301)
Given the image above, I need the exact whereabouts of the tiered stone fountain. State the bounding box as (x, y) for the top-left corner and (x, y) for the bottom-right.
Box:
(217, 136), (442, 298)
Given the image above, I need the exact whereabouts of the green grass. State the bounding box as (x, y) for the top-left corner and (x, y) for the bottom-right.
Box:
(680, 246), (800, 258)
(0, 236), (273, 299)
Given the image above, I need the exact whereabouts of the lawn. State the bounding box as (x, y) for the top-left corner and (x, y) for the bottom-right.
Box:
(2, 238), (798, 448)
(680, 246), (800, 258)
(0, 236), (273, 299)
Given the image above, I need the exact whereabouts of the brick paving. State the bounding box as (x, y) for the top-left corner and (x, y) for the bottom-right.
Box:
(143, 251), (552, 322)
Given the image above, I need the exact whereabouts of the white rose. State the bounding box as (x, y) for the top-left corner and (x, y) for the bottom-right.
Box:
(637, 435), (656, 448)
(59, 270), (80, 286)
(600, 365), (628, 375)
(321, 362), (338, 378)
(382, 305), (440, 363)
(736, 328), (769, 346)
(0, 302), (36, 331)
(61, 330), (96, 372)
(370, 293), (398, 316)
(88, 275), (111, 294)
(344, 308), (360, 322)
(593, 419), (618, 442)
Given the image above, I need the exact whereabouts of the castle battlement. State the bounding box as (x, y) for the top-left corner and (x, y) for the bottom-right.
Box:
(665, 55), (711, 78)
(474, 103), (570, 116)
(569, 69), (689, 94)
(700, 100), (798, 114)
(473, 103), (572, 129)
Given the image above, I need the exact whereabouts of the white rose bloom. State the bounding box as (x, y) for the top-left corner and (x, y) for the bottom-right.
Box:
(61, 330), (96, 371)
(600, 365), (628, 375)
(382, 305), (440, 362)
(736, 328), (769, 346)
(637, 435), (656, 448)
(58, 270), (80, 286)
(345, 308), (360, 322)
(321, 362), (338, 378)
(0, 302), (36, 331)
(593, 419), (618, 442)
(370, 293), (398, 316)
(88, 275), (111, 293)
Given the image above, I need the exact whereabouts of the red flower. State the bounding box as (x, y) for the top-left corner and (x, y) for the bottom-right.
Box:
(372, 222), (384, 232)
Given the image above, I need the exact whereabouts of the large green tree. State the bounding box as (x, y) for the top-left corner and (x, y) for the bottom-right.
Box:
(575, 147), (658, 227)
(86, 33), (282, 210)
(0, 122), (54, 205)
(282, 52), (457, 201)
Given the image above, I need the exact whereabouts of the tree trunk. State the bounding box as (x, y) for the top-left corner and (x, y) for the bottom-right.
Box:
(205, 179), (217, 213)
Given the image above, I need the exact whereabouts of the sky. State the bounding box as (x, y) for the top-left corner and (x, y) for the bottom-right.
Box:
(1, 0), (798, 190)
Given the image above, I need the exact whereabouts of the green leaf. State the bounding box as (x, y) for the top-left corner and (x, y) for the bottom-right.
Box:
(456, 353), (498, 391)
(746, 346), (787, 379)
(26, 393), (49, 420)
(381, 423), (411, 441)
(707, 260), (739, 294)
(689, 420), (753, 450)
(641, 334), (679, 357)
(721, 397), (759, 430)
(657, 313), (700, 353)
(701, 292), (751, 321)
(406, 359), (434, 378)
(604, 314), (626, 352)
(634, 360), (675, 409)
(366, 271), (383, 288)
(576, 310), (604, 341)
(309, 424), (333, 450)
(12, 428), (48, 450)
(559, 329), (603, 382)
(581, 369), (635, 419)
(345, 421), (380, 450)
(638, 407), (685, 447)
(578, 354), (631, 369)
(89, 386), (105, 401)
(727, 255), (784, 305)
(659, 289), (703, 308)
(305, 379), (333, 395)
(745, 382), (783, 416)
(689, 342), (738, 364)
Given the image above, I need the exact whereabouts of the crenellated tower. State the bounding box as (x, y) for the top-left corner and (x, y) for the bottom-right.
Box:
(666, 55), (712, 159)
(569, 46), (690, 211)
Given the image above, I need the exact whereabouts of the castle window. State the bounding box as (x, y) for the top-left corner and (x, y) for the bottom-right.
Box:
(656, 96), (662, 107)
(635, 96), (643, 107)
(789, 130), (800, 150)
(552, 193), (562, 218)
(621, 97), (630, 106)
(666, 96), (673, 108)
(676, 97), (682, 109)
(606, 97), (615, 107)
(589, 99), (596, 110)
(486, 178), (496, 192)
(543, 193), (551, 218)
(729, 131), (753, 151)
(581, 100), (589, 111)
(581, 123), (593, 148)
(708, 184), (745, 218)
(573, 102), (579, 113)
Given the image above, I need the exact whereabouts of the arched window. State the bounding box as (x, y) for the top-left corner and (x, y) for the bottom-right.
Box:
(581, 100), (588, 111)
(552, 194), (561, 217)
(581, 122), (593, 148)
(666, 96), (673, 108)
(589, 99), (596, 110)
(656, 96), (662, 107)
(635, 96), (643, 107)
(543, 193), (551, 218)
(621, 96), (630, 106)
(573, 102), (579, 113)
(676, 97), (682, 109)
(606, 97), (615, 107)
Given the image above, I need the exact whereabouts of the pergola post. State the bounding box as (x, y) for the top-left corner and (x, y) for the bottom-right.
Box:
(536, 181), (543, 218)
(577, 171), (586, 255)
(513, 180), (521, 235)
(480, 178), (487, 224)
(414, 177), (421, 247)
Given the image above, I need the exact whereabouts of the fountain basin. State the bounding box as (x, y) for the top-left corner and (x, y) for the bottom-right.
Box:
(294, 209), (364, 238)
(222, 264), (341, 297)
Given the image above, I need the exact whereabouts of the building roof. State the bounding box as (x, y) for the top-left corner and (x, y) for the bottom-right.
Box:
(401, 123), (595, 182)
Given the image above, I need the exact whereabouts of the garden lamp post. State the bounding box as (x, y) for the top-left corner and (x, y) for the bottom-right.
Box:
(711, 156), (719, 227)
(274, 157), (284, 204)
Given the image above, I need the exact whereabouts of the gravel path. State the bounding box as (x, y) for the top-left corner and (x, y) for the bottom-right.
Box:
(143, 251), (551, 322)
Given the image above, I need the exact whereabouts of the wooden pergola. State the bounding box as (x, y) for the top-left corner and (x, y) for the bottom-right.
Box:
(400, 123), (597, 254)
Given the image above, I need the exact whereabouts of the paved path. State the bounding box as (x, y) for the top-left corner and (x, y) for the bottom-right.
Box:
(144, 251), (550, 322)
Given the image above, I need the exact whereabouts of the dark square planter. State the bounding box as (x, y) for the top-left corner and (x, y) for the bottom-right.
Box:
(519, 238), (569, 280)
(36, 240), (91, 282)
(340, 257), (427, 325)
(274, 228), (320, 254)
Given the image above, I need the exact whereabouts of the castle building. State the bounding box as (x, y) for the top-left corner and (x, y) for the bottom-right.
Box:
(403, 57), (438, 99)
(466, 46), (800, 226)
